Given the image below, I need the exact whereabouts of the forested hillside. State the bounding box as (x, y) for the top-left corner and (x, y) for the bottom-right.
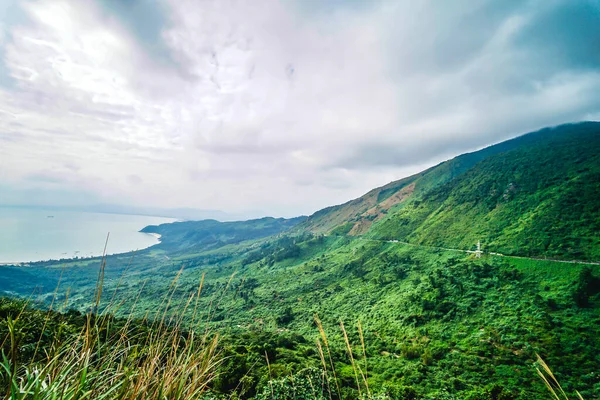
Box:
(142, 216), (306, 252)
(304, 122), (600, 260)
(2, 122), (600, 399)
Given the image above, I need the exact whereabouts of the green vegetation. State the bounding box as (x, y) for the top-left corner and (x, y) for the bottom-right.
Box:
(5, 238), (598, 398)
(0, 271), (221, 399)
(142, 216), (306, 252)
(370, 124), (600, 260)
(2, 122), (600, 398)
(305, 122), (600, 261)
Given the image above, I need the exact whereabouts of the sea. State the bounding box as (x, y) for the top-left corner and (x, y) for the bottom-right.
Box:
(0, 207), (176, 263)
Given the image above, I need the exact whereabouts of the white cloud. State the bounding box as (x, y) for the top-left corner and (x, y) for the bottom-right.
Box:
(0, 0), (599, 217)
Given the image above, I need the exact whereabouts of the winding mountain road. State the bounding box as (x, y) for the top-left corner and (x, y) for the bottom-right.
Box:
(348, 236), (600, 266)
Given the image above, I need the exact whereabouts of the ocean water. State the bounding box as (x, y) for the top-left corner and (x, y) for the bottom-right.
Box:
(0, 207), (175, 263)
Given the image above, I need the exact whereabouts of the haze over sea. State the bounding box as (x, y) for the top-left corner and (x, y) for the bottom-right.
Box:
(0, 207), (175, 263)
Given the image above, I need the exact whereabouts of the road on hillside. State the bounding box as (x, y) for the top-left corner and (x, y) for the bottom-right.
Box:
(347, 236), (600, 266)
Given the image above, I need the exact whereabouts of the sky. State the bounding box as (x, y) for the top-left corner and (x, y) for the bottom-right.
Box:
(1, 0), (600, 218)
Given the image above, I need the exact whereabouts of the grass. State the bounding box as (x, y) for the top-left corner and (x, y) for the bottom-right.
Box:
(536, 355), (584, 400)
(0, 251), (222, 400)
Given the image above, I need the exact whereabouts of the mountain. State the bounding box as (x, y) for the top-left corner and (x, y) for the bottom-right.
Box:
(303, 122), (600, 260)
(141, 216), (306, 252)
(4, 122), (600, 399)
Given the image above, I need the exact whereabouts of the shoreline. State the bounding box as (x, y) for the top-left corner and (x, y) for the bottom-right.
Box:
(0, 244), (150, 266)
(143, 232), (162, 241)
(0, 240), (159, 265)
(0, 215), (167, 265)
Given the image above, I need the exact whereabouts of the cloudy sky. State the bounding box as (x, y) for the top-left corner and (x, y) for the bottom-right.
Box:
(1, 0), (600, 217)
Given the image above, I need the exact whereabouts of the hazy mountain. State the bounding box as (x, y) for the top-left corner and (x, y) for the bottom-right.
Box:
(302, 121), (600, 260)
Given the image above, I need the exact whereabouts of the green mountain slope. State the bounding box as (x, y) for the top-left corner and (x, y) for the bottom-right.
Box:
(5, 122), (600, 398)
(304, 122), (600, 260)
(370, 122), (600, 260)
(300, 123), (541, 235)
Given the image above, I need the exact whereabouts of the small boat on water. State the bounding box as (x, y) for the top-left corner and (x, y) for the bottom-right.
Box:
(47, 215), (54, 218)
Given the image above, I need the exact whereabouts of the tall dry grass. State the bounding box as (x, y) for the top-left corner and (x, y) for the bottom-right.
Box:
(536, 354), (584, 400)
(0, 242), (222, 400)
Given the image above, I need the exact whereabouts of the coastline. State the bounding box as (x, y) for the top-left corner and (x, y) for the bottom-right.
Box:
(1, 231), (164, 266)
(144, 232), (162, 241)
(0, 208), (174, 265)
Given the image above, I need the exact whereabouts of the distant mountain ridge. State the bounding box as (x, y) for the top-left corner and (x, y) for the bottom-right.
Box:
(301, 122), (600, 260)
(142, 216), (306, 252)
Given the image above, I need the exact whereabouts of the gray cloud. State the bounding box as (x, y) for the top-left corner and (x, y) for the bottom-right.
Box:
(331, 0), (600, 169)
(514, 1), (600, 71)
(0, 0), (599, 217)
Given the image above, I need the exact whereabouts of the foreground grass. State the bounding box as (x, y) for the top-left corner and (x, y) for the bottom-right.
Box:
(0, 251), (221, 400)
(2, 315), (219, 399)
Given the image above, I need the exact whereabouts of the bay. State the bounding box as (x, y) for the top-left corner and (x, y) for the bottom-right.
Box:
(0, 207), (176, 263)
